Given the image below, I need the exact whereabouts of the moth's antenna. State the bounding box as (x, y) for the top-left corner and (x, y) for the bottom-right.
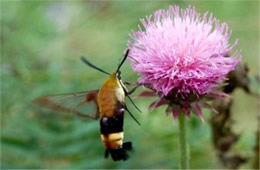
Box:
(81, 57), (110, 75)
(116, 49), (129, 73)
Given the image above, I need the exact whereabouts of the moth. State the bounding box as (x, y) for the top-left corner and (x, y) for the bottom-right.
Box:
(33, 50), (141, 161)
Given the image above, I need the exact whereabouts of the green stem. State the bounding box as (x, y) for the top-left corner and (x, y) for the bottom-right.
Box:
(178, 113), (189, 169)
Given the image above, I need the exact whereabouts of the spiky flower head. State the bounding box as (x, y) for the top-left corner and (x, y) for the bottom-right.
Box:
(128, 5), (241, 120)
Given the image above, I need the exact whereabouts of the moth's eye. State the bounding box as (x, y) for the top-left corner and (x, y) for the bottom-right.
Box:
(117, 71), (121, 79)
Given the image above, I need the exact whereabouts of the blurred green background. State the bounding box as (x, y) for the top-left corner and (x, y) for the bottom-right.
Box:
(1, 0), (259, 169)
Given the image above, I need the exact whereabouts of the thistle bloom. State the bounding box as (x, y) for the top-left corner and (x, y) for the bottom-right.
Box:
(128, 5), (241, 120)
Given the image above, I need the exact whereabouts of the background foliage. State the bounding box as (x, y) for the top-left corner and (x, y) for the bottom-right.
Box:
(1, 0), (259, 169)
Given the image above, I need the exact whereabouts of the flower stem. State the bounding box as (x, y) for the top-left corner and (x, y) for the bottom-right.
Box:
(178, 113), (189, 169)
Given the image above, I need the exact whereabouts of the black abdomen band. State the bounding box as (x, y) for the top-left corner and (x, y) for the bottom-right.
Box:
(100, 115), (124, 135)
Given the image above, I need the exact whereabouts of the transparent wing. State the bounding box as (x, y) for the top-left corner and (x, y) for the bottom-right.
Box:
(32, 90), (100, 120)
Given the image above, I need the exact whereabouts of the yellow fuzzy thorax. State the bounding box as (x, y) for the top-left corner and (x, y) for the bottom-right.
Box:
(97, 72), (125, 117)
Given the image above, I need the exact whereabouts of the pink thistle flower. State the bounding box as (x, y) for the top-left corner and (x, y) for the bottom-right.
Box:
(128, 5), (241, 121)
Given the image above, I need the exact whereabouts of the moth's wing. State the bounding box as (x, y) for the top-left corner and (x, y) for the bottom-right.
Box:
(32, 90), (100, 120)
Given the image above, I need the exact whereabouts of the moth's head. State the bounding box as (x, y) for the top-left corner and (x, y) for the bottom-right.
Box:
(116, 70), (121, 80)
(109, 71), (121, 81)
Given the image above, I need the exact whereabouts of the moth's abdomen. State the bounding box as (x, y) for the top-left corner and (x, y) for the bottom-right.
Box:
(100, 116), (124, 141)
(100, 116), (132, 161)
